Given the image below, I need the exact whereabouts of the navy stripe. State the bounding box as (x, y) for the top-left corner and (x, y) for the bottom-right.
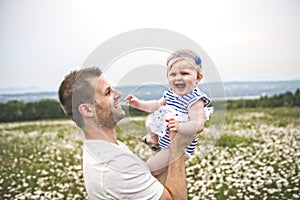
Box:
(159, 87), (210, 155)
(167, 99), (185, 108)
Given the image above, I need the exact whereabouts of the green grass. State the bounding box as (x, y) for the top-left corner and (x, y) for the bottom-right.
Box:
(1, 108), (300, 199)
(0, 121), (86, 199)
(215, 133), (251, 148)
(186, 107), (300, 199)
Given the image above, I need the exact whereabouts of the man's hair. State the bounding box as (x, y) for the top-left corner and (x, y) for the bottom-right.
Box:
(58, 66), (102, 128)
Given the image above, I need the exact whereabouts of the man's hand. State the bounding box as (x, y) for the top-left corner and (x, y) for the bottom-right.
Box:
(165, 118), (179, 141)
(166, 118), (196, 150)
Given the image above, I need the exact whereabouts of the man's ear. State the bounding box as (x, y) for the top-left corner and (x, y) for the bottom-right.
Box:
(78, 104), (94, 118)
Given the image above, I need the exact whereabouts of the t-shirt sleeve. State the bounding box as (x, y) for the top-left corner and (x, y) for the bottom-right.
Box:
(187, 88), (211, 109)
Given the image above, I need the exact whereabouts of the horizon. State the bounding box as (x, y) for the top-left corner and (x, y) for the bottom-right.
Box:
(0, 79), (299, 94)
(1, 79), (299, 103)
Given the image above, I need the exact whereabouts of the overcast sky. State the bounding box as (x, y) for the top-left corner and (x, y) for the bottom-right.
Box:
(0, 0), (299, 91)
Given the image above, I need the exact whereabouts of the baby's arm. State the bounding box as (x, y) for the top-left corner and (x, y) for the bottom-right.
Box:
(125, 95), (165, 113)
(178, 99), (206, 137)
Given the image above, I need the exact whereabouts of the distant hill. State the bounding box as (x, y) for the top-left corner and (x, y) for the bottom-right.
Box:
(0, 80), (299, 103)
(221, 80), (300, 99)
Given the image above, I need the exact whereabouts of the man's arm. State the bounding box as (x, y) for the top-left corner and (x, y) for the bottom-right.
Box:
(159, 118), (195, 200)
(160, 145), (188, 199)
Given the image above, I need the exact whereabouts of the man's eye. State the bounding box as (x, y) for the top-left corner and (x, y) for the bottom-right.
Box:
(105, 89), (111, 96)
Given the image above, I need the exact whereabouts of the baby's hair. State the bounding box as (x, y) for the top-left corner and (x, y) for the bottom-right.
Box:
(166, 49), (202, 75)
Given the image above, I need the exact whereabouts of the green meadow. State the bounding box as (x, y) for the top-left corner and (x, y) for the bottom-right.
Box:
(0, 107), (299, 199)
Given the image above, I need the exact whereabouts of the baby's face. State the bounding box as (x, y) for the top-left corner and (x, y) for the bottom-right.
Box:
(167, 59), (201, 96)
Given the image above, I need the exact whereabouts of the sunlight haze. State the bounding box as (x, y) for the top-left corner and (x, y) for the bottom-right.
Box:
(0, 0), (299, 91)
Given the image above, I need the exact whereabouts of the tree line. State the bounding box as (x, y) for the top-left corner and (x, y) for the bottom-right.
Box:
(0, 99), (66, 122)
(226, 88), (300, 109)
(0, 89), (299, 122)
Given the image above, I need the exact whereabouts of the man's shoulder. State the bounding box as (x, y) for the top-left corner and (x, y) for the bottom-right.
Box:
(83, 140), (149, 173)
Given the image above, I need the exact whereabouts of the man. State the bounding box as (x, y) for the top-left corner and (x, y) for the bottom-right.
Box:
(58, 66), (199, 199)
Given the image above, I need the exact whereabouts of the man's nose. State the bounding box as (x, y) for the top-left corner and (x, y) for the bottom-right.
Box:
(113, 89), (122, 99)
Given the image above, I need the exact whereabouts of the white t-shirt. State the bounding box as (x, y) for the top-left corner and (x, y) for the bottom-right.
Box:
(83, 139), (164, 200)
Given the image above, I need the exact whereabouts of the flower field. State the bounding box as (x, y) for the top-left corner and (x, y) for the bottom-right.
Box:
(185, 108), (300, 199)
(0, 107), (299, 199)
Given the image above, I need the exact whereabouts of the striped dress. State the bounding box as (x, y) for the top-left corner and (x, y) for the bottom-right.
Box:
(158, 87), (211, 157)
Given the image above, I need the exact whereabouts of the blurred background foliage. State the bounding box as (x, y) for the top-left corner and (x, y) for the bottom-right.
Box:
(0, 89), (299, 122)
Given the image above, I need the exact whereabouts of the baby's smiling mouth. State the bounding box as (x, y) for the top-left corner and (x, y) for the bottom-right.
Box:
(175, 83), (186, 88)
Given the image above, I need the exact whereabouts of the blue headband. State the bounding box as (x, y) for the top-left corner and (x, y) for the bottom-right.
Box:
(167, 54), (202, 66)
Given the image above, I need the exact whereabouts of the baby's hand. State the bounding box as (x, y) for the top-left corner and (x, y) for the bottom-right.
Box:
(124, 94), (139, 107)
(165, 118), (180, 141)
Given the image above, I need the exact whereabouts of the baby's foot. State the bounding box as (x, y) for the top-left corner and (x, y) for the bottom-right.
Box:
(141, 135), (161, 152)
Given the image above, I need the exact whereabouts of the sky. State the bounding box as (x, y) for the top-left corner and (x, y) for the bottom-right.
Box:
(0, 0), (299, 91)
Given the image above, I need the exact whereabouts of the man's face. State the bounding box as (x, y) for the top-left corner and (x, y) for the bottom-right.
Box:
(92, 76), (125, 128)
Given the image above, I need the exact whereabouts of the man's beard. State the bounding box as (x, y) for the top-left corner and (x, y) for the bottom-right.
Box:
(94, 104), (124, 129)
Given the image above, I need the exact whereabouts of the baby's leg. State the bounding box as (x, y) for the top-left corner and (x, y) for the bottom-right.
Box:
(145, 116), (159, 144)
